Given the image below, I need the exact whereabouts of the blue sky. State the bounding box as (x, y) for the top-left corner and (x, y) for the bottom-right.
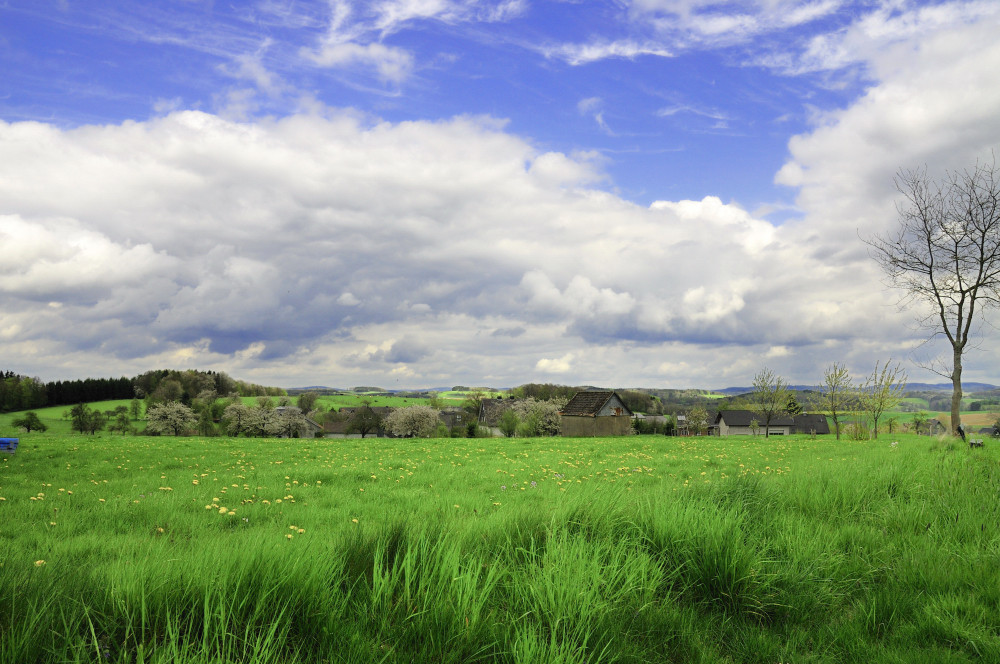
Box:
(3, 1), (1000, 389)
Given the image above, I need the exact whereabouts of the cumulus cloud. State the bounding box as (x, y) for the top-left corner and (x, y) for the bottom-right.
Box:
(535, 354), (574, 374)
(3, 106), (863, 386)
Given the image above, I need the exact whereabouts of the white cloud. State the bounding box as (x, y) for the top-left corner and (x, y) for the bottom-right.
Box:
(302, 0), (527, 83)
(535, 353), (574, 374)
(4, 106), (872, 385)
(303, 40), (415, 82)
(542, 39), (673, 65)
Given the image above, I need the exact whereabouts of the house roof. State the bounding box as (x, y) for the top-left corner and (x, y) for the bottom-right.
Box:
(716, 410), (795, 427)
(792, 413), (830, 434)
(478, 399), (512, 425)
(560, 391), (633, 417)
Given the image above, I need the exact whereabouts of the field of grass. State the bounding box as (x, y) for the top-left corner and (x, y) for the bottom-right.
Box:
(1, 430), (998, 663)
(0, 400), (138, 435)
(314, 394), (436, 411)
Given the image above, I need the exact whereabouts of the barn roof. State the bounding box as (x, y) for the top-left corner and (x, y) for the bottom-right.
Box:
(560, 391), (632, 417)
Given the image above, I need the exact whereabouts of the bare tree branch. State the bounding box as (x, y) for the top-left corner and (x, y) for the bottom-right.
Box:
(864, 155), (1000, 435)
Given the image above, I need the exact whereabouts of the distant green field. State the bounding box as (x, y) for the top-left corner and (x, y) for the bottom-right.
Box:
(435, 390), (506, 401)
(313, 394), (434, 411)
(0, 400), (137, 435)
(1, 431), (996, 663)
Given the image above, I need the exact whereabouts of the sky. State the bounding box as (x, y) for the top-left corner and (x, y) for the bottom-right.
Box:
(2, 0), (1000, 390)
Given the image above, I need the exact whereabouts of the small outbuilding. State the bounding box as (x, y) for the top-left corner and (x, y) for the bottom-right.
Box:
(560, 391), (633, 437)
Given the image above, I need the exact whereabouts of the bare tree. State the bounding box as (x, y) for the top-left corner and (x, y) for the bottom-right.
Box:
(866, 158), (1000, 435)
(821, 362), (854, 440)
(859, 360), (907, 440)
(752, 367), (790, 438)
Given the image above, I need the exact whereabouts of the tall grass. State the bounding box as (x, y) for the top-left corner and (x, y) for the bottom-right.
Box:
(0, 432), (997, 662)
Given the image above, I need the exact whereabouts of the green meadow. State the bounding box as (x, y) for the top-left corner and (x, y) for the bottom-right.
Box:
(1, 431), (997, 663)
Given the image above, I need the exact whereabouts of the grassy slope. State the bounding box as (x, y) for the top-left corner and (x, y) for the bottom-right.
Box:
(314, 394), (436, 411)
(1, 431), (998, 663)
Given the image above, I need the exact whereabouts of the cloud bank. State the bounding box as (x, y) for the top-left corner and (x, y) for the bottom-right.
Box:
(3, 2), (1000, 388)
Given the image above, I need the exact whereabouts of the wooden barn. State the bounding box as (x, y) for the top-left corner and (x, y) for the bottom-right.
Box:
(560, 391), (633, 437)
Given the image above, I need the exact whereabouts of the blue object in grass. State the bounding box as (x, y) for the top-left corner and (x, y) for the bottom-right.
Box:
(0, 438), (19, 454)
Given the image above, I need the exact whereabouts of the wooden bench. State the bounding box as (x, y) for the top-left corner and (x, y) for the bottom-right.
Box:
(0, 438), (19, 454)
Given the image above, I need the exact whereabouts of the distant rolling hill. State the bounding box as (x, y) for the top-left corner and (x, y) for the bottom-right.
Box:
(715, 382), (998, 395)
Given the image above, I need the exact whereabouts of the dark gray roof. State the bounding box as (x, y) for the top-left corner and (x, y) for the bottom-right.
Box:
(561, 391), (632, 417)
(716, 410), (796, 427)
(793, 413), (830, 434)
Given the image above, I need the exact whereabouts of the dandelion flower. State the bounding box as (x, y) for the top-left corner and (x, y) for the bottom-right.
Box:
(35, 560), (45, 567)
(351, 518), (358, 523)
(218, 507), (229, 515)
(286, 534), (293, 540)
(297, 528), (304, 534)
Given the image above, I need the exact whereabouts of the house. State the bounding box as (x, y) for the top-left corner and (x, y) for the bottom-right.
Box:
(927, 419), (948, 435)
(438, 407), (468, 430)
(274, 406), (324, 438)
(977, 426), (999, 437)
(478, 398), (514, 435)
(792, 413), (831, 435)
(715, 410), (795, 436)
(324, 405), (395, 437)
(560, 391), (633, 436)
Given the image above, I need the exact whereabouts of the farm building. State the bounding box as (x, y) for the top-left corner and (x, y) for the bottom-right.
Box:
(560, 391), (633, 436)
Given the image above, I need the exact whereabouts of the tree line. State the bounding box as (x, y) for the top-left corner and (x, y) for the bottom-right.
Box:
(0, 368), (284, 413)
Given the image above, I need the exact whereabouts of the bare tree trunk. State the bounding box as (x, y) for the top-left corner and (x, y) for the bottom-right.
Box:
(951, 346), (963, 436)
